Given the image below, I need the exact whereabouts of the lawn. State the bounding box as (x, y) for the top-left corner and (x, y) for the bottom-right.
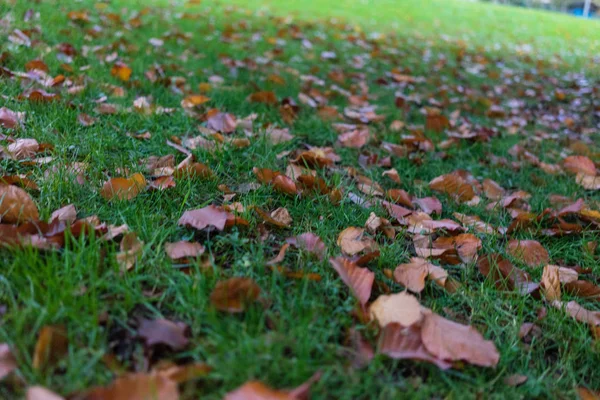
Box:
(0, 0), (599, 399)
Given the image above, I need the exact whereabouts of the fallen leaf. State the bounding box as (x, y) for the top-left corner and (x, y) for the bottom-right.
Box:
(429, 173), (475, 202)
(266, 243), (290, 266)
(506, 240), (550, 267)
(421, 313), (499, 367)
(116, 232), (144, 271)
(111, 61), (132, 81)
(7, 138), (39, 160)
(286, 233), (326, 259)
(164, 241), (205, 260)
(329, 257), (374, 306)
(552, 300), (600, 326)
(178, 205), (243, 231)
(50, 204), (77, 224)
(210, 277), (261, 313)
(0, 184), (39, 224)
(393, 258), (428, 293)
(206, 112), (237, 133)
(382, 168), (401, 184)
(563, 155), (596, 176)
(563, 280), (600, 300)
(100, 173), (146, 201)
(369, 292), (423, 328)
(541, 265), (561, 301)
(81, 372), (179, 400)
(270, 207), (293, 227)
(0, 107), (25, 129)
(138, 318), (189, 350)
(337, 227), (377, 256)
(247, 91), (277, 105)
(377, 323), (451, 369)
(32, 325), (68, 371)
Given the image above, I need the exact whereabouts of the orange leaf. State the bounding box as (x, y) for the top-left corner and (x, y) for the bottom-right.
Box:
(100, 173), (146, 201)
(111, 62), (132, 82)
(32, 325), (68, 371)
(506, 240), (549, 267)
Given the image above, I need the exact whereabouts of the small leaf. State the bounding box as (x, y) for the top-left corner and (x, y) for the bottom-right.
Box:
(32, 325), (68, 371)
(138, 318), (189, 351)
(100, 173), (146, 201)
(0, 184), (39, 224)
(210, 277), (261, 313)
(111, 61), (132, 81)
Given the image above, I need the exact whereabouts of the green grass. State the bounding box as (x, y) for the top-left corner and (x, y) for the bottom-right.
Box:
(0, 0), (599, 398)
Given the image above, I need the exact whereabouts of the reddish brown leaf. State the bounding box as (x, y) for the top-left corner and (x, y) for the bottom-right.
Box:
(266, 243), (290, 266)
(210, 277), (261, 313)
(77, 113), (96, 127)
(116, 232), (144, 271)
(477, 254), (539, 295)
(164, 241), (205, 260)
(329, 257), (374, 306)
(254, 207), (292, 228)
(206, 112), (237, 133)
(377, 323), (451, 369)
(272, 175), (298, 196)
(138, 318), (189, 350)
(432, 233), (482, 264)
(393, 259), (428, 293)
(421, 313), (499, 367)
(563, 280), (600, 300)
(337, 227), (377, 256)
(100, 173), (146, 201)
(6, 138), (39, 160)
(149, 176), (176, 191)
(482, 179), (505, 200)
(552, 300), (600, 326)
(0, 184), (39, 224)
(429, 173), (476, 202)
(337, 129), (369, 148)
(506, 240), (549, 267)
(50, 204), (77, 224)
(0, 107), (24, 129)
(81, 372), (179, 400)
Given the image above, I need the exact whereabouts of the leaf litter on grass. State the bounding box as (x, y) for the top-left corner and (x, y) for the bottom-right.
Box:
(0, 0), (599, 398)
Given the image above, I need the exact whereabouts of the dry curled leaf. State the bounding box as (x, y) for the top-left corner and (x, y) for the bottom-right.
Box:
(116, 232), (144, 271)
(329, 257), (374, 306)
(337, 227), (377, 256)
(541, 265), (561, 301)
(210, 277), (261, 313)
(286, 233), (326, 259)
(551, 300), (600, 326)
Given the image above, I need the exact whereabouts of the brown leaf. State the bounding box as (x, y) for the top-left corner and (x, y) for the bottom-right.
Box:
(50, 204), (77, 224)
(32, 325), (68, 371)
(578, 388), (600, 400)
(482, 179), (505, 200)
(337, 227), (377, 256)
(429, 173), (476, 202)
(253, 207), (291, 228)
(0, 184), (39, 224)
(346, 328), (374, 369)
(506, 240), (549, 267)
(22, 89), (60, 102)
(178, 205), (233, 231)
(377, 323), (451, 369)
(382, 168), (401, 184)
(413, 197), (442, 215)
(110, 62), (132, 82)
(149, 176), (176, 191)
(577, 173), (600, 190)
(181, 94), (210, 108)
(337, 129), (369, 148)
(552, 300), (600, 326)
(563, 280), (600, 300)
(503, 374), (528, 387)
(270, 207), (293, 227)
(116, 232), (144, 271)
(329, 257), (374, 306)
(7, 138), (39, 160)
(26, 386), (65, 400)
(206, 112), (237, 133)
(100, 173), (146, 201)
(364, 212), (395, 239)
(164, 241), (205, 260)
(266, 243), (290, 266)
(247, 91), (277, 105)
(77, 113), (96, 127)
(393, 258), (428, 293)
(0, 107), (25, 129)
(138, 318), (189, 350)
(0, 344), (16, 380)
(210, 277), (261, 313)
(541, 265), (561, 301)
(265, 127), (293, 144)
(272, 175), (298, 196)
(477, 254), (538, 295)
(156, 362), (212, 384)
(81, 372), (179, 400)
(369, 292), (423, 328)
(286, 233), (326, 259)
(563, 155), (596, 176)
(421, 313), (499, 367)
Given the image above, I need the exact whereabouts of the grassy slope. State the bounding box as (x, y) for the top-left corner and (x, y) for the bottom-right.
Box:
(0, 0), (599, 399)
(210, 0), (600, 67)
